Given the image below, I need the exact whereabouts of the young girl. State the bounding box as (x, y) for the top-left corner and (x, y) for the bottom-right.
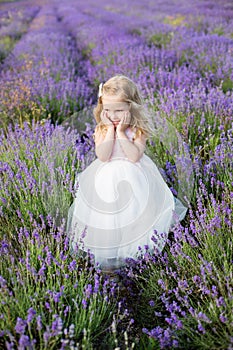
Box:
(66, 75), (187, 270)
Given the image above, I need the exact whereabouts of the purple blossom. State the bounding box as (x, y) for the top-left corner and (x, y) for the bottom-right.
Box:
(94, 274), (100, 294)
(68, 260), (77, 271)
(18, 335), (33, 349)
(36, 316), (43, 331)
(84, 284), (93, 299)
(197, 312), (212, 324)
(197, 322), (206, 334)
(149, 300), (155, 307)
(82, 299), (87, 309)
(51, 315), (63, 336)
(216, 297), (226, 307)
(26, 308), (36, 324)
(15, 318), (27, 334)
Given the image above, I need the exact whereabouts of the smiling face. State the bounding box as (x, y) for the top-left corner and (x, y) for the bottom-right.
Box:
(102, 95), (131, 127)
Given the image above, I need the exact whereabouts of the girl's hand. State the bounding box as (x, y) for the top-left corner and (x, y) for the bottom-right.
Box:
(116, 111), (131, 133)
(100, 110), (113, 127)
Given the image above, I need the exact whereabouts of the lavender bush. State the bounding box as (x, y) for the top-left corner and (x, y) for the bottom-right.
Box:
(0, 3), (92, 131)
(0, 5), (39, 64)
(0, 120), (128, 349)
(0, 0), (232, 348)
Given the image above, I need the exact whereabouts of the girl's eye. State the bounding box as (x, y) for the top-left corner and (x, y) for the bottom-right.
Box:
(116, 110), (123, 112)
(104, 109), (109, 111)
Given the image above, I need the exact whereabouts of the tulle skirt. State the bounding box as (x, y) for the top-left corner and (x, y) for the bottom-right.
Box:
(66, 154), (187, 268)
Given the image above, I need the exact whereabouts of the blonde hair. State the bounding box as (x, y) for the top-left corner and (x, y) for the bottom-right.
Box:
(93, 75), (154, 139)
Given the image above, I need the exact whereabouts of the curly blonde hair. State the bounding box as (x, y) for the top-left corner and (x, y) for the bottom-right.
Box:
(93, 75), (154, 139)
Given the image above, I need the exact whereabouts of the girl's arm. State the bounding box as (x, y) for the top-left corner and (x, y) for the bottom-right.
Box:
(117, 129), (147, 163)
(94, 125), (115, 162)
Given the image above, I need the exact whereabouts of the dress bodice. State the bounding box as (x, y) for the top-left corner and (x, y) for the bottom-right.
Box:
(110, 127), (135, 160)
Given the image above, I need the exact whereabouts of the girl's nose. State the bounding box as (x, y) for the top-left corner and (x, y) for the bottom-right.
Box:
(109, 111), (116, 119)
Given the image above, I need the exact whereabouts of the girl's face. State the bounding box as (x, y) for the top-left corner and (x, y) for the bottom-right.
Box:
(102, 95), (131, 127)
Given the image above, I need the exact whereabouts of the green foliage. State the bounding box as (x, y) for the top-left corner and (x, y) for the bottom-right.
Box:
(211, 27), (225, 36)
(0, 103), (47, 133)
(0, 36), (17, 62)
(163, 14), (186, 27)
(129, 28), (142, 36)
(148, 32), (173, 48)
(222, 78), (233, 93)
(81, 42), (96, 59)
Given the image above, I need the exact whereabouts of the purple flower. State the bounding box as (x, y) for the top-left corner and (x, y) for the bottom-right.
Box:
(15, 318), (27, 334)
(219, 314), (227, 323)
(82, 299), (87, 309)
(216, 296), (226, 307)
(158, 279), (166, 290)
(94, 274), (100, 293)
(197, 312), (211, 323)
(64, 306), (71, 317)
(26, 307), (36, 324)
(51, 316), (63, 336)
(197, 322), (206, 334)
(18, 335), (31, 349)
(36, 316), (43, 331)
(85, 284), (93, 299)
(149, 300), (155, 307)
(45, 302), (52, 312)
(69, 260), (77, 271)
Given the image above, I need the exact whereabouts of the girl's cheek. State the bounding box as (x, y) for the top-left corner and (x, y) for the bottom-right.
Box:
(116, 112), (125, 118)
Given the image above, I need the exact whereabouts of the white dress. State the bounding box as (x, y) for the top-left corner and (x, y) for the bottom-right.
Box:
(66, 127), (187, 269)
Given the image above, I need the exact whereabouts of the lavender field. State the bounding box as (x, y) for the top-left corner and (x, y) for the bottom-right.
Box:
(0, 0), (233, 348)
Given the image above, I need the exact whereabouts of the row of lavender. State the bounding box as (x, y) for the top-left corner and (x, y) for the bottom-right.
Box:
(0, 4), (39, 64)
(0, 1), (92, 130)
(0, 0), (233, 348)
(1, 0), (233, 130)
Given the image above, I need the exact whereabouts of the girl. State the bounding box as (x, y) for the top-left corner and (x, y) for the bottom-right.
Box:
(66, 75), (187, 270)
